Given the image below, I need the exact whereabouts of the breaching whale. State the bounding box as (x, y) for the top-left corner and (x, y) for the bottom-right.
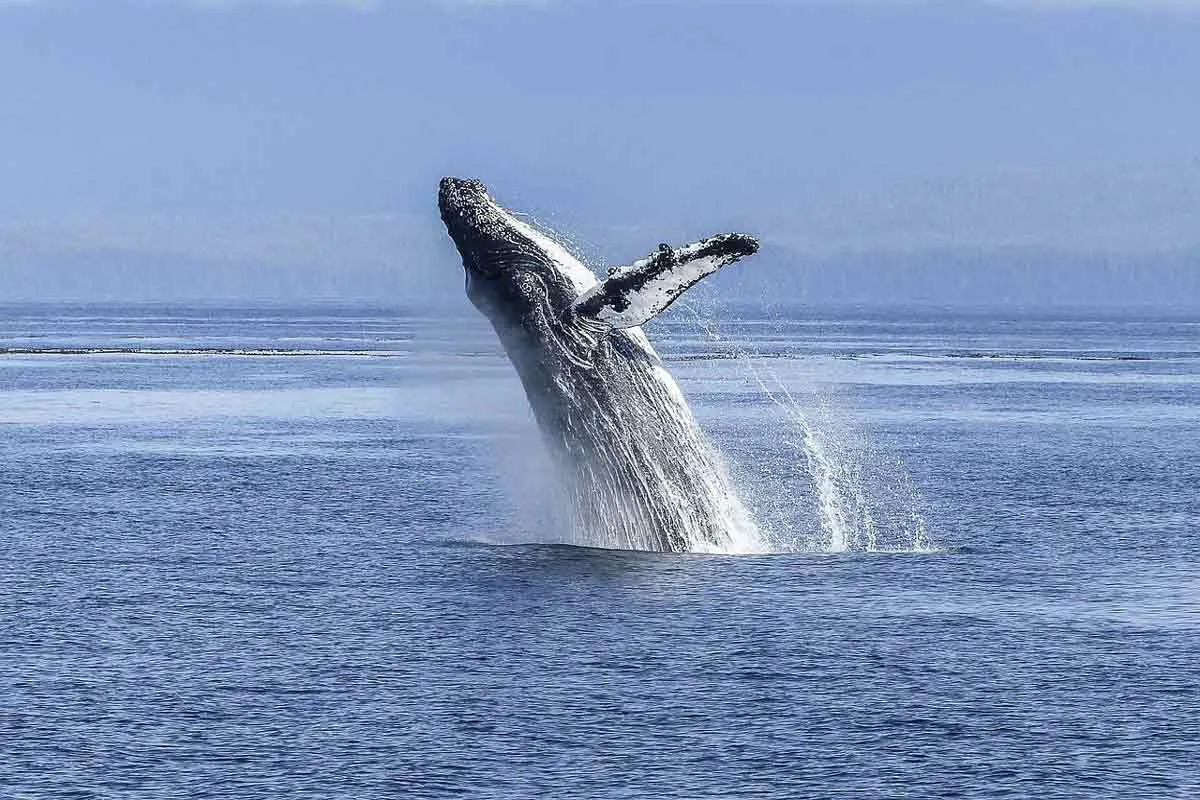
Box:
(439, 177), (762, 552)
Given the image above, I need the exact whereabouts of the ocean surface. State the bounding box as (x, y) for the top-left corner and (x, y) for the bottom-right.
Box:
(1, 302), (1198, 798)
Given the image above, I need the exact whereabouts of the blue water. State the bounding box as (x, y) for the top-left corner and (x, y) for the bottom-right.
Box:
(2, 303), (1198, 798)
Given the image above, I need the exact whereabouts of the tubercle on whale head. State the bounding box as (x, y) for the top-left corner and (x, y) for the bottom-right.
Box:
(438, 177), (587, 330)
(438, 176), (566, 281)
(438, 177), (507, 279)
(438, 176), (489, 216)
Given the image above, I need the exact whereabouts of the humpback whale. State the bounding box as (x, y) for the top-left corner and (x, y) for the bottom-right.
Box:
(439, 177), (762, 552)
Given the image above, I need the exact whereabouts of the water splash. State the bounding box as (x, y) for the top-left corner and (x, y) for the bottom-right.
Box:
(683, 307), (934, 554)
(486, 329), (768, 555)
(550, 355), (771, 555)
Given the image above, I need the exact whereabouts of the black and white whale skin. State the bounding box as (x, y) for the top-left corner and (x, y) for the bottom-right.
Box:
(439, 177), (763, 552)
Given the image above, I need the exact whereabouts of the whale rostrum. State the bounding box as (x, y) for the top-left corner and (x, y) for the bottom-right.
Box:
(439, 177), (763, 552)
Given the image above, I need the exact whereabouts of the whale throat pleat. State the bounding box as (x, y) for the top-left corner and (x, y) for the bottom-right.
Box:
(572, 233), (759, 329)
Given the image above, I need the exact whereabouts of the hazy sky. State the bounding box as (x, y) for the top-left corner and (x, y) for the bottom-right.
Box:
(1, 0), (1197, 302)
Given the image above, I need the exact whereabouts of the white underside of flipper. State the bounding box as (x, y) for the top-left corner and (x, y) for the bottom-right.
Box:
(572, 234), (758, 330)
(580, 252), (725, 329)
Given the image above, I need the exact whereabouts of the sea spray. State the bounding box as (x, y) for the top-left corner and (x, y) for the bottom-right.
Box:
(681, 304), (933, 553)
(483, 340), (768, 554)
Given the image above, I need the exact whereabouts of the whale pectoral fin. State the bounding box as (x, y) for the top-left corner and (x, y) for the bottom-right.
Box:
(570, 233), (759, 328)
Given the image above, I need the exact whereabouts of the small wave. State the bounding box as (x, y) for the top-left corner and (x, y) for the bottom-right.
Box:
(0, 347), (410, 357)
(444, 537), (963, 557)
(836, 351), (1164, 362)
(673, 349), (1174, 363)
(946, 351), (1153, 362)
(672, 351), (793, 362)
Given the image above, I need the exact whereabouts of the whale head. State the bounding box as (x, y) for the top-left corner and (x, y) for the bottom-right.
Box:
(439, 177), (595, 331)
(439, 176), (760, 368)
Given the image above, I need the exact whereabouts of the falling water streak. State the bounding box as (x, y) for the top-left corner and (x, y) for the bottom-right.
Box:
(687, 313), (855, 551)
(678, 302), (929, 554)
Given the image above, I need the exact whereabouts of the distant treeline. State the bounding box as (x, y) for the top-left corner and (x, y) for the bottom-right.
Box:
(4, 246), (1198, 310)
